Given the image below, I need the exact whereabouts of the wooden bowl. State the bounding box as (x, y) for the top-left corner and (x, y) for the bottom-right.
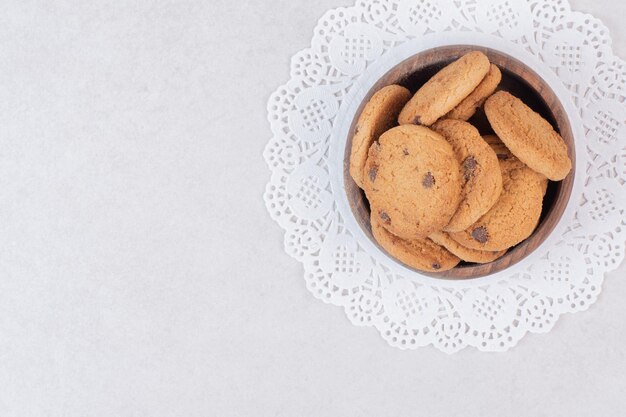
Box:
(343, 45), (576, 279)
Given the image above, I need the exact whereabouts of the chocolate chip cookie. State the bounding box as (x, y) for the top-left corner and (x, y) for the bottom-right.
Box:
(371, 212), (460, 272)
(429, 231), (507, 264)
(398, 51), (491, 126)
(363, 125), (462, 239)
(485, 91), (572, 181)
(349, 85), (411, 189)
(448, 153), (546, 251)
(431, 119), (503, 232)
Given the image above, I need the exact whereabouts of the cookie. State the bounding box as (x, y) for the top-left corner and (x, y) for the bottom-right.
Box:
(431, 120), (503, 232)
(363, 125), (462, 239)
(429, 231), (507, 264)
(448, 154), (546, 251)
(349, 85), (411, 189)
(398, 51), (490, 126)
(484, 134), (549, 195)
(371, 212), (460, 272)
(485, 91), (572, 181)
(446, 64), (502, 121)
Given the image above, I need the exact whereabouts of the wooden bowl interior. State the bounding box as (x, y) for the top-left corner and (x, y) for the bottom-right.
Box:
(343, 45), (575, 279)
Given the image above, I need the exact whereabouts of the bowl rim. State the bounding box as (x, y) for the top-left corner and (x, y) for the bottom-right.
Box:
(330, 34), (584, 284)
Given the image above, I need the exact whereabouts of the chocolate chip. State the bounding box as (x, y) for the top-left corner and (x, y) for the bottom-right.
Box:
(497, 153), (509, 160)
(402, 147), (409, 156)
(432, 263), (441, 270)
(462, 156), (478, 182)
(422, 172), (435, 188)
(379, 211), (391, 224)
(368, 166), (378, 182)
(471, 226), (489, 244)
(413, 115), (422, 125)
(354, 124), (361, 135)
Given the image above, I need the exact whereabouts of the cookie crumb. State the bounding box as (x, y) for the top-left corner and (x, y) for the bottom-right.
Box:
(422, 172), (435, 188)
(471, 226), (489, 243)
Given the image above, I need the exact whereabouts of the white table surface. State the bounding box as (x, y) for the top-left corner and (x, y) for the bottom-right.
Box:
(1, 1), (625, 416)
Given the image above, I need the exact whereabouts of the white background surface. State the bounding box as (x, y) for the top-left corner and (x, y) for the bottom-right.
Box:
(0, 1), (625, 416)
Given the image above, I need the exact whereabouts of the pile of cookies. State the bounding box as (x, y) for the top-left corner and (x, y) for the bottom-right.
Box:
(349, 51), (572, 273)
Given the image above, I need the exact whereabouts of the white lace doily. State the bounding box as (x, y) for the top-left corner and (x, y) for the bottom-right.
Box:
(263, 0), (626, 352)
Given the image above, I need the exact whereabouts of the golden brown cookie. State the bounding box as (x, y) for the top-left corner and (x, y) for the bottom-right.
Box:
(363, 125), (462, 239)
(349, 85), (411, 189)
(485, 91), (572, 181)
(429, 231), (507, 264)
(371, 212), (460, 272)
(448, 154), (546, 251)
(398, 51), (490, 126)
(431, 120), (503, 232)
(446, 64), (502, 121)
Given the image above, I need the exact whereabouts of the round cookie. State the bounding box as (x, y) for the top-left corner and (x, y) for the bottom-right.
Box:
(446, 64), (502, 121)
(398, 51), (490, 126)
(363, 125), (462, 239)
(349, 85), (411, 189)
(371, 212), (460, 272)
(485, 91), (572, 181)
(431, 119), (503, 232)
(448, 154), (546, 251)
(429, 231), (506, 264)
